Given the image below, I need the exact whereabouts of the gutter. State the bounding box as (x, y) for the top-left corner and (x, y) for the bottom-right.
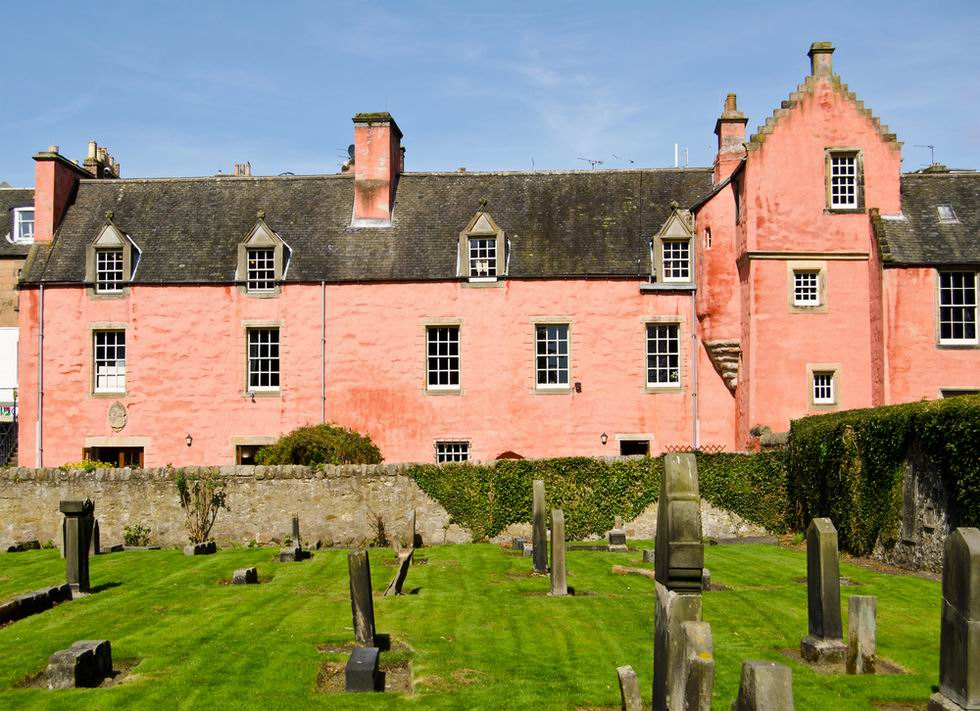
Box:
(36, 284), (43, 467)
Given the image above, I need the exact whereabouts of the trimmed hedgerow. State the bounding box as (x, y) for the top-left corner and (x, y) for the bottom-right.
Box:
(787, 394), (980, 555)
(256, 424), (382, 466)
(407, 452), (789, 541)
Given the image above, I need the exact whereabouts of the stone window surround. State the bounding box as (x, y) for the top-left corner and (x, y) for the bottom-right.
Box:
(650, 208), (695, 285)
(242, 320), (284, 397)
(230, 435), (277, 464)
(806, 363), (841, 409)
(12, 207), (34, 244)
(85, 223), (137, 299)
(938, 387), (980, 399)
(641, 315), (685, 393)
(935, 269), (979, 349)
(615, 433), (655, 453)
(530, 316), (573, 394)
(786, 260), (828, 313)
(824, 147), (865, 213)
(421, 318), (463, 396)
(457, 211), (506, 284)
(236, 219), (288, 298)
(89, 322), (128, 398)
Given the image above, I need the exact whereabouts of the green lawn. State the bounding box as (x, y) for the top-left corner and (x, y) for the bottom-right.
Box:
(0, 542), (940, 710)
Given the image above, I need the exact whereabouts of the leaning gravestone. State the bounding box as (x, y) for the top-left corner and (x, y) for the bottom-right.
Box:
(550, 509), (568, 596)
(616, 665), (642, 711)
(800, 518), (846, 663)
(60, 500), (95, 594)
(532, 480), (548, 574)
(847, 595), (877, 675)
(383, 548), (414, 597)
(348, 550), (376, 647)
(46, 640), (112, 689)
(653, 453), (705, 711)
(731, 660), (795, 711)
(928, 527), (980, 711)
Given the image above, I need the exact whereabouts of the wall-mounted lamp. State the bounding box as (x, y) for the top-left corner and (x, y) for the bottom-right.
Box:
(185, 434), (193, 447)
(600, 432), (608, 446)
(574, 381), (582, 393)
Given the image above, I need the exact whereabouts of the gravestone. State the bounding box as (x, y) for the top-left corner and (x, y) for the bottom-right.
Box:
(681, 621), (714, 711)
(731, 661), (795, 711)
(608, 515), (628, 552)
(702, 568), (712, 591)
(383, 548), (414, 596)
(232, 567), (258, 585)
(522, 544), (534, 559)
(928, 527), (980, 711)
(184, 541), (217, 556)
(800, 518), (846, 663)
(60, 500), (95, 594)
(279, 515), (311, 562)
(550, 509), (568, 596)
(643, 549), (655, 564)
(847, 595), (877, 674)
(617, 665), (642, 711)
(653, 453), (705, 711)
(410, 510), (422, 548)
(292, 515), (301, 547)
(512, 537), (527, 552)
(532, 480), (548, 573)
(348, 550), (376, 646)
(46, 640), (112, 689)
(346, 646), (381, 692)
(6, 540), (41, 553)
(90, 520), (101, 555)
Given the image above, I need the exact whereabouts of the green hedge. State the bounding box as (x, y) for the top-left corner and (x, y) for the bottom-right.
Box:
(407, 452), (789, 541)
(787, 394), (980, 555)
(256, 424), (382, 466)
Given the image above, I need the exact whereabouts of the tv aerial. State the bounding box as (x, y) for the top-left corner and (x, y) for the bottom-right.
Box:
(577, 157), (603, 169)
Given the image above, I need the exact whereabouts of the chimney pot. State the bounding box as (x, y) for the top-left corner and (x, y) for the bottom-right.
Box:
(808, 41), (835, 77)
(87, 141), (97, 159)
(47, 145), (59, 154)
(725, 93), (738, 113)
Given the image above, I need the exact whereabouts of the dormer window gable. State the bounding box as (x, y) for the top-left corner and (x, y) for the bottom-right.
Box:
(457, 209), (506, 282)
(85, 216), (140, 296)
(236, 212), (290, 296)
(650, 203), (694, 285)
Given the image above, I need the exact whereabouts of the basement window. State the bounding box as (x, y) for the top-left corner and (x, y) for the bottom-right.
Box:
(619, 439), (650, 456)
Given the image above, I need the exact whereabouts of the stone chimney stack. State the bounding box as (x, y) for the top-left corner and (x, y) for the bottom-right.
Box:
(233, 161), (252, 177)
(352, 112), (402, 226)
(713, 93), (748, 184)
(33, 146), (90, 243)
(808, 42), (835, 78)
(83, 140), (120, 179)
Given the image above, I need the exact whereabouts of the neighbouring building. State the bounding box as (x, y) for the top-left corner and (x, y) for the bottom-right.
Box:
(13, 43), (980, 468)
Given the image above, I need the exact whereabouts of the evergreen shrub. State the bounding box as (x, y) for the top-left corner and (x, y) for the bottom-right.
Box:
(255, 424), (382, 466)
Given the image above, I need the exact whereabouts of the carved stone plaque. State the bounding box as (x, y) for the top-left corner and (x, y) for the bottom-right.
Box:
(108, 401), (127, 432)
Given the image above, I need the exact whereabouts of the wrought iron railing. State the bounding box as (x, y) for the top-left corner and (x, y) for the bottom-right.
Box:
(0, 421), (16, 468)
(662, 443), (726, 454)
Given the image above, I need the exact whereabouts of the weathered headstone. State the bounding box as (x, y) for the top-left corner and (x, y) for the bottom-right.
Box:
(655, 584), (703, 711)
(522, 544), (534, 558)
(410, 510), (422, 548)
(232, 567), (258, 585)
(643, 548), (655, 564)
(929, 527), (980, 711)
(550, 509), (568, 596)
(6, 540), (41, 553)
(800, 518), (846, 663)
(345, 646), (381, 692)
(46, 640), (112, 689)
(532, 480), (548, 573)
(60, 500), (94, 594)
(512, 537), (527, 552)
(847, 595), (877, 674)
(383, 548), (414, 596)
(608, 515), (628, 552)
(617, 665), (642, 711)
(279, 515), (311, 561)
(680, 621), (714, 711)
(348, 550), (376, 646)
(291, 514), (301, 547)
(702, 568), (712, 591)
(90, 520), (101, 555)
(183, 541), (217, 556)
(731, 661), (795, 711)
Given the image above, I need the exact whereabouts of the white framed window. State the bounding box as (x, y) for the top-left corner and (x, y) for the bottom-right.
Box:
(793, 270), (820, 306)
(646, 323), (680, 387)
(94, 330), (126, 393)
(12, 208), (34, 243)
(468, 237), (497, 278)
(939, 271), (978, 344)
(246, 248), (276, 292)
(937, 205), (958, 224)
(535, 324), (569, 388)
(95, 249), (124, 293)
(248, 328), (280, 391)
(662, 240), (690, 281)
(812, 371), (835, 404)
(436, 441), (469, 463)
(426, 326), (460, 390)
(829, 153), (858, 209)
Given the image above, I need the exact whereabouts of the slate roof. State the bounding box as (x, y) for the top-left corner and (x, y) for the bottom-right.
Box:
(874, 173), (980, 266)
(24, 169), (713, 284)
(0, 188), (34, 258)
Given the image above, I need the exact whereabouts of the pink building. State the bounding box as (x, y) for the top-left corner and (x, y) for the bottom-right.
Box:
(14, 43), (980, 467)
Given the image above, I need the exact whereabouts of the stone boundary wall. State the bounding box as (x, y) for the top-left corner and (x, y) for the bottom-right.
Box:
(0, 464), (768, 550)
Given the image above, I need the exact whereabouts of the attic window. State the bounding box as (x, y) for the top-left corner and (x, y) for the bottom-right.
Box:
(247, 248), (276, 292)
(96, 250), (124, 293)
(458, 211), (506, 282)
(12, 208), (34, 243)
(469, 237), (497, 278)
(937, 205), (959, 223)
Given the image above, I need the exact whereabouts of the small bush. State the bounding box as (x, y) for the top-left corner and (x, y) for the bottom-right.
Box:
(123, 523), (151, 547)
(255, 424), (382, 466)
(175, 468), (229, 544)
(60, 459), (113, 472)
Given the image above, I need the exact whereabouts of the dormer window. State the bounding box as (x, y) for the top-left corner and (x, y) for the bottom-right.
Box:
(247, 248), (276, 292)
(651, 205), (694, 285)
(237, 212), (289, 296)
(96, 249), (124, 293)
(85, 217), (139, 297)
(662, 240), (690, 281)
(13, 208), (34, 243)
(469, 237), (497, 278)
(458, 210), (506, 283)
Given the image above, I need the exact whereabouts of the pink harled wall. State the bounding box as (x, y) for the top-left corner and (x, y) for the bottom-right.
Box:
(17, 280), (731, 466)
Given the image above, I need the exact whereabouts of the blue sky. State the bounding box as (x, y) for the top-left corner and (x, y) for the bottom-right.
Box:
(1, 0), (977, 185)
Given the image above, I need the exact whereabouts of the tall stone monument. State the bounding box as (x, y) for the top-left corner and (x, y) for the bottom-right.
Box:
(291, 514), (301, 547)
(653, 453), (704, 711)
(60, 500), (95, 594)
(800, 518), (846, 663)
(929, 527), (980, 711)
(347, 550), (376, 647)
(549, 509), (567, 596)
(532, 479), (548, 574)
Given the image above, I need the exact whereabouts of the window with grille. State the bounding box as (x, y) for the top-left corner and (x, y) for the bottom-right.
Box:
(468, 237), (497, 278)
(248, 328), (280, 390)
(96, 249), (124, 293)
(94, 330), (126, 392)
(13, 208), (34, 243)
(427, 326), (460, 389)
(829, 153), (858, 209)
(662, 240), (690, 281)
(436, 441), (469, 463)
(247, 248), (276, 292)
(793, 271), (820, 305)
(646, 323), (680, 386)
(939, 271), (978, 344)
(535, 324), (569, 387)
(812, 371), (835, 404)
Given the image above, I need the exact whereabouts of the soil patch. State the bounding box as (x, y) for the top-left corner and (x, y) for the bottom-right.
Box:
(316, 659), (412, 694)
(19, 658), (141, 689)
(779, 648), (908, 675)
(611, 565), (655, 580)
(708, 536), (779, 546)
